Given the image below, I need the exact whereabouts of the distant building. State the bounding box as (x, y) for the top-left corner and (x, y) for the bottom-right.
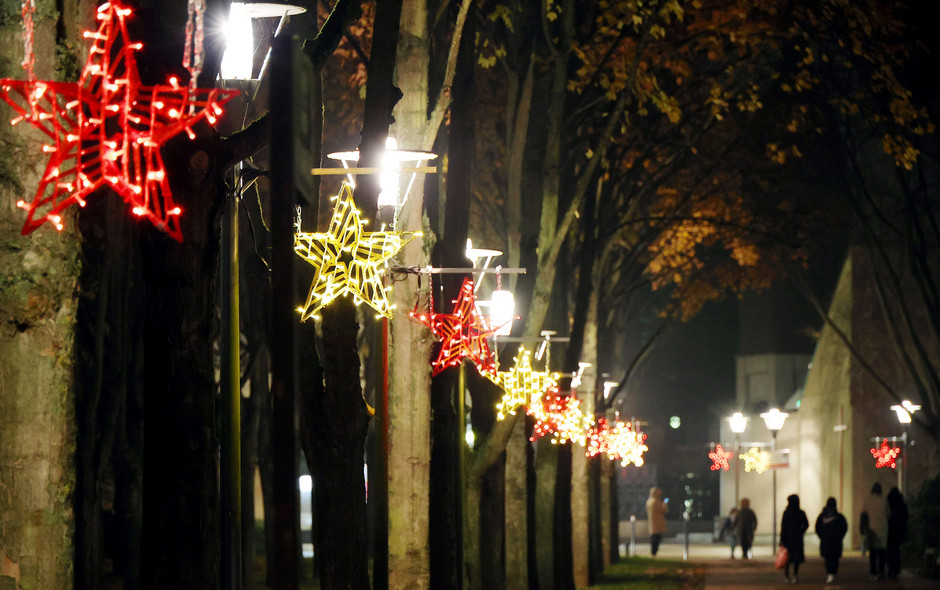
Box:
(719, 249), (938, 551)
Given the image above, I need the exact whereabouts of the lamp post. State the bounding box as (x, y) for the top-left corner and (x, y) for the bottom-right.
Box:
(760, 408), (788, 554)
(727, 412), (749, 509)
(219, 3), (305, 590)
(889, 400), (920, 493)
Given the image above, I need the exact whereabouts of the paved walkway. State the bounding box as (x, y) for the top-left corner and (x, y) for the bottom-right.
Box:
(628, 542), (939, 589)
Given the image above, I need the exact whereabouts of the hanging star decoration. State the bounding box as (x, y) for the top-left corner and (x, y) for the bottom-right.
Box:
(608, 421), (648, 467)
(295, 182), (419, 321)
(489, 347), (558, 419)
(0, 1), (239, 241)
(709, 444), (733, 471)
(871, 439), (901, 469)
(739, 446), (765, 473)
(529, 385), (593, 445)
(587, 418), (647, 466)
(587, 417), (613, 458)
(411, 277), (498, 376)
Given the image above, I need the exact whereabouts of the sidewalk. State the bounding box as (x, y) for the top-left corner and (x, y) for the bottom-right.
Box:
(627, 542), (938, 589)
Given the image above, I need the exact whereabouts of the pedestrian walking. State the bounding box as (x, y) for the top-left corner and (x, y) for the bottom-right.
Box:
(735, 498), (758, 560)
(886, 487), (909, 580)
(815, 497), (848, 584)
(645, 486), (668, 556)
(780, 494), (809, 583)
(719, 507), (739, 558)
(860, 482), (888, 580)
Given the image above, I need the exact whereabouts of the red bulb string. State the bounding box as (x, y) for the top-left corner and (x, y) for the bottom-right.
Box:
(410, 277), (498, 377)
(0, 1), (239, 241)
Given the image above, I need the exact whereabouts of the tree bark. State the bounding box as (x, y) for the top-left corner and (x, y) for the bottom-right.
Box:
(504, 418), (528, 590)
(388, 0), (434, 587)
(534, 441), (558, 590)
(0, 3), (81, 588)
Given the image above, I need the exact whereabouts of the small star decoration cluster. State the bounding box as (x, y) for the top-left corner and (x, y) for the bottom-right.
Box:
(708, 443), (733, 471)
(485, 346), (648, 465)
(871, 439), (901, 469)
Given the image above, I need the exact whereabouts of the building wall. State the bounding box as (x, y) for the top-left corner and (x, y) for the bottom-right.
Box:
(734, 354), (811, 411)
(722, 251), (939, 552)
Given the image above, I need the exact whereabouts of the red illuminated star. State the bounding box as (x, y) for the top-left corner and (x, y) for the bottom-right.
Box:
(871, 439), (901, 469)
(709, 443), (733, 471)
(411, 278), (498, 376)
(0, 1), (239, 241)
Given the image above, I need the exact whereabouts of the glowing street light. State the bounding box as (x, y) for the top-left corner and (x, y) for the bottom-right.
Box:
(603, 381), (618, 400)
(726, 412), (749, 507)
(220, 1), (307, 80)
(889, 399), (920, 492)
(327, 139), (438, 217)
(890, 399), (921, 424)
(760, 408), (788, 555)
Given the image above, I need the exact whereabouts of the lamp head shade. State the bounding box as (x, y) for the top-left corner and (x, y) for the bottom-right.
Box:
(727, 412), (748, 434)
(231, 1), (306, 17)
(760, 408), (788, 432)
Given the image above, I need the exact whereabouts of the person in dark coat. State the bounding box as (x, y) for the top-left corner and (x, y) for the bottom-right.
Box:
(886, 487), (909, 579)
(735, 498), (758, 559)
(780, 494), (809, 582)
(815, 497), (848, 584)
(861, 482), (888, 579)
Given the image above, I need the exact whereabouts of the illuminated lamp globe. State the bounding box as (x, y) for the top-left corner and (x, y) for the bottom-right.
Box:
(488, 289), (515, 336)
(328, 138), (438, 208)
(220, 1), (306, 80)
(760, 408), (788, 432)
(727, 412), (748, 434)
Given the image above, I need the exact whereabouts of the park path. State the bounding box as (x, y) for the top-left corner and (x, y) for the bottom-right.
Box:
(632, 541), (938, 589)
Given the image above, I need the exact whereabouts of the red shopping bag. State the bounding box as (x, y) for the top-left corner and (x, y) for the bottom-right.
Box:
(774, 546), (789, 570)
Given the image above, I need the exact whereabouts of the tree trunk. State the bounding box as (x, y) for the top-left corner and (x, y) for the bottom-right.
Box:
(504, 418), (528, 590)
(0, 3), (81, 588)
(534, 441), (558, 590)
(388, 0), (433, 587)
(463, 474), (482, 590)
(138, 126), (225, 588)
(430, 371), (460, 590)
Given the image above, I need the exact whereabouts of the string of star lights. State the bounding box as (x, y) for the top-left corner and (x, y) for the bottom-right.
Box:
(709, 443), (733, 471)
(0, 1), (239, 241)
(599, 419), (648, 467)
(490, 347), (558, 419)
(529, 386), (593, 446)
(739, 446), (765, 473)
(410, 277), (498, 377)
(294, 182), (419, 320)
(871, 439), (901, 469)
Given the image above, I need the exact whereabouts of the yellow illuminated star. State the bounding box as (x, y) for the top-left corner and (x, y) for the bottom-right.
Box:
(294, 183), (418, 320)
(489, 347), (558, 420)
(739, 446), (765, 473)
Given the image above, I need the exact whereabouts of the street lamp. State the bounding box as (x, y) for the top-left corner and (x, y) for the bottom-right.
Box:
(889, 400), (920, 492)
(326, 139), (438, 226)
(760, 408), (788, 554)
(221, 1), (307, 81)
(727, 412), (749, 508)
(218, 4), (306, 590)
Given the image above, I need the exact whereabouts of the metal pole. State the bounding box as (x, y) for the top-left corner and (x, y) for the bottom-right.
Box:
(456, 363), (465, 588)
(734, 433), (740, 509)
(899, 431), (906, 493)
(771, 432), (777, 555)
(270, 35), (301, 590)
(220, 182), (242, 590)
(372, 318), (389, 590)
(629, 515), (636, 557)
(683, 512), (690, 560)
(838, 406), (844, 508)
